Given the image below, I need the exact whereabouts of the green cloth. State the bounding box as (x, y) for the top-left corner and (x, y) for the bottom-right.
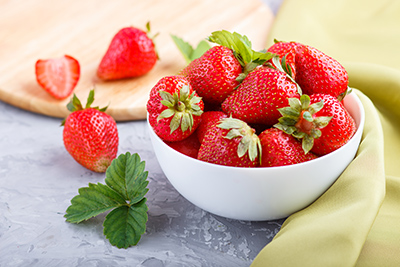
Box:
(251, 0), (400, 266)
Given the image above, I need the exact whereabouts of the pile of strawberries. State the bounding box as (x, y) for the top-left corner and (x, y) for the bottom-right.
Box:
(147, 30), (357, 168)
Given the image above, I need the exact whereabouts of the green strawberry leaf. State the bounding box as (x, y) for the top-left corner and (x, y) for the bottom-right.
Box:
(64, 152), (149, 248)
(103, 199), (148, 249)
(171, 35), (211, 64)
(105, 153), (149, 203)
(64, 182), (126, 223)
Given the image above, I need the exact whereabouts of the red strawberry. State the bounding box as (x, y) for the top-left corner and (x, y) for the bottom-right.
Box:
(295, 45), (348, 99)
(179, 45), (242, 104)
(259, 128), (317, 167)
(97, 23), (158, 80)
(179, 30), (273, 104)
(35, 55), (80, 99)
(275, 94), (356, 156)
(197, 117), (261, 167)
(146, 75), (204, 142)
(266, 40), (302, 79)
(62, 90), (119, 172)
(196, 111), (228, 143)
(165, 132), (201, 159)
(222, 66), (301, 126)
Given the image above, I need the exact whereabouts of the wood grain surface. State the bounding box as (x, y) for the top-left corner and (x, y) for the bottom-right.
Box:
(0, 0), (274, 121)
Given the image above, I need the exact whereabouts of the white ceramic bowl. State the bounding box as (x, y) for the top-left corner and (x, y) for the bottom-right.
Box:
(148, 92), (365, 221)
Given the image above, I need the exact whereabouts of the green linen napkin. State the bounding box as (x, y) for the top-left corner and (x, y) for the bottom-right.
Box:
(251, 0), (400, 266)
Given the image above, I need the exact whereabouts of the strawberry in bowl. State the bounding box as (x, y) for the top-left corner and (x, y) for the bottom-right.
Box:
(146, 31), (365, 221)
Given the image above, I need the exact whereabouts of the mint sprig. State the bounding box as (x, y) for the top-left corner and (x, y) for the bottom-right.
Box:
(64, 152), (149, 248)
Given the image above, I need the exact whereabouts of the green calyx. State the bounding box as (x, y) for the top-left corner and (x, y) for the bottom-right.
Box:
(207, 30), (274, 82)
(61, 89), (108, 126)
(218, 117), (262, 163)
(274, 94), (332, 154)
(157, 85), (203, 134)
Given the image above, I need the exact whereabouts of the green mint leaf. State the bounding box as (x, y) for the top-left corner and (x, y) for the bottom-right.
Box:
(65, 152), (149, 248)
(105, 152), (149, 203)
(64, 183), (126, 223)
(103, 198), (148, 249)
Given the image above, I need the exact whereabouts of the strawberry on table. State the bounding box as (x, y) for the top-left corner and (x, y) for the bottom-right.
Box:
(275, 94), (356, 156)
(222, 66), (301, 126)
(146, 75), (204, 142)
(197, 117), (261, 167)
(259, 128), (317, 167)
(295, 44), (349, 99)
(62, 90), (119, 172)
(35, 55), (80, 100)
(179, 30), (273, 104)
(97, 22), (158, 80)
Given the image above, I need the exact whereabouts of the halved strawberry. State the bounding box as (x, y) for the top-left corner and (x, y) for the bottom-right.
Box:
(35, 55), (80, 100)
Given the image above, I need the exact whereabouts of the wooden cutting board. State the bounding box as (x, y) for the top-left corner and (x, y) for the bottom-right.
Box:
(0, 0), (274, 121)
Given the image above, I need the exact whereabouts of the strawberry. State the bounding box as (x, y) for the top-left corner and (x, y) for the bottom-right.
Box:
(275, 94), (356, 156)
(146, 75), (204, 142)
(221, 66), (301, 126)
(62, 90), (119, 172)
(295, 44), (349, 99)
(197, 117), (261, 167)
(179, 45), (241, 104)
(196, 111), (228, 143)
(97, 23), (158, 80)
(35, 55), (80, 99)
(179, 30), (273, 104)
(259, 128), (317, 167)
(266, 40), (302, 79)
(165, 132), (201, 159)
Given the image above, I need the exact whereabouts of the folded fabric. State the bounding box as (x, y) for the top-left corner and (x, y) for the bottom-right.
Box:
(251, 0), (400, 266)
